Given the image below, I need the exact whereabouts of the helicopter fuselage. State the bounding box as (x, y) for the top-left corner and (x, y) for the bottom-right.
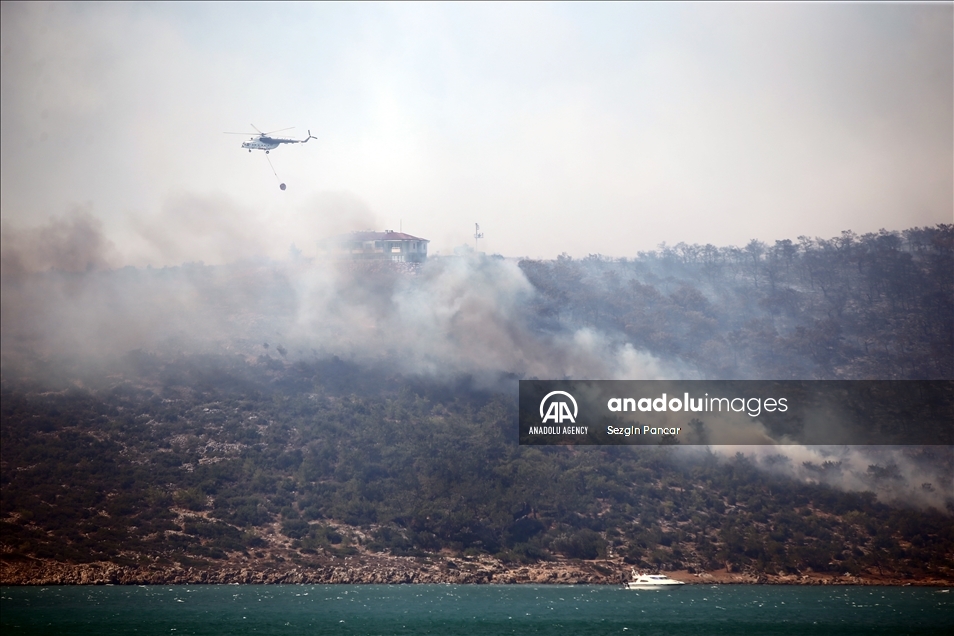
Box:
(241, 131), (314, 153)
(242, 137), (284, 152)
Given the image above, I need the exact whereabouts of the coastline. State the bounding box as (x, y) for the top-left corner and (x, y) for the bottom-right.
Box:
(3, 554), (951, 587)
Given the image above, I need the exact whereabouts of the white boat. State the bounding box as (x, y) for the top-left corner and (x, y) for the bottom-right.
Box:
(624, 568), (685, 590)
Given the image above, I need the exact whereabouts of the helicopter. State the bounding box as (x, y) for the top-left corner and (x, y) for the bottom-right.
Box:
(225, 125), (316, 154)
(225, 125), (315, 191)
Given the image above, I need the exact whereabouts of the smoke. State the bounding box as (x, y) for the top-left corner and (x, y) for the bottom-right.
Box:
(290, 254), (666, 381)
(1, 208), (123, 361)
(123, 190), (380, 267)
(705, 445), (954, 513)
(2, 207), (948, 513)
(1, 207), (118, 281)
(0, 207), (666, 384)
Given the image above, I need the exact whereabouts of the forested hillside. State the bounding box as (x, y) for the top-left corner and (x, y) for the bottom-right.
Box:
(519, 225), (952, 380)
(1, 225), (952, 583)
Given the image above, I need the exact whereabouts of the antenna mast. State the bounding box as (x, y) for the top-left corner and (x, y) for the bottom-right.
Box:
(474, 223), (484, 252)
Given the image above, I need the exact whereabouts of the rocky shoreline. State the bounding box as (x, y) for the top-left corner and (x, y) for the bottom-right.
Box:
(3, 555), (951, 587)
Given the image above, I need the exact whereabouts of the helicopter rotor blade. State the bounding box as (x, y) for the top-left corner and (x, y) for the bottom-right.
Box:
(250, 124), (264, 135)
(263, 127), (294, 135)
(224, 131), (259, 135)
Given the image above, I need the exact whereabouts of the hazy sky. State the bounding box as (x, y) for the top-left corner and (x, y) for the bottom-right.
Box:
(2, 2), (951, 264)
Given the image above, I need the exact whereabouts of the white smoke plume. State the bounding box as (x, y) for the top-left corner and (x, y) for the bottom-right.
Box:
(705, 445), (953, 513)
(0, 208), (666, 383)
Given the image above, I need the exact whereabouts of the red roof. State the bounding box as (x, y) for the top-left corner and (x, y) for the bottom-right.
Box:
(346, 231), (428, 242)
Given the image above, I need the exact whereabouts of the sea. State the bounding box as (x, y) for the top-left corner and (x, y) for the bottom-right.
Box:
(2, 584), (952, 635)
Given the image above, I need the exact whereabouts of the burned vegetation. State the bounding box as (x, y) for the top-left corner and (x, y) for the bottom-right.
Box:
(1, 225), (952, 584)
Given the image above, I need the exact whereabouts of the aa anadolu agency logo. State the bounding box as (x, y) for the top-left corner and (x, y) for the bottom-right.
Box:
(539, 390), (578, 424)
(528, 391), (589, 436)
